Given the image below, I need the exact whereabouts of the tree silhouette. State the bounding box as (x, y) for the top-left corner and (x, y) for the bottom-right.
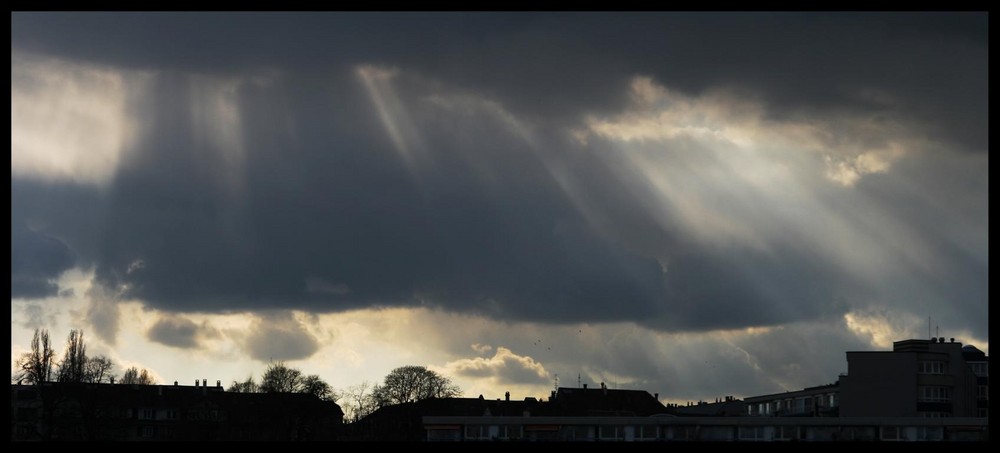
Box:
(228, 362), (337, 401)
(228, 375), (259, 393)
(341, 381), (379, 423)
(371, 365), (461, 407)
(260, 361), (303, 393)
(83, 355), (115, 383)
(120, 366), (155, 385)
(56, 330), (87, 383)
(13, 328), (55, 384)
(300, 374), (337, 401)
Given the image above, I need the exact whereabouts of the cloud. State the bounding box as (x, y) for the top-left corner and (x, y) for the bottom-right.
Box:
(445, 347), (549, 385)
(243, 312), (321, 362)
(9, 13), (987, 342)
(19, 302), (59, 330)
(147, 315), (216, 349)
(84, 282), (123, 345)
(11, 220), (75, 299)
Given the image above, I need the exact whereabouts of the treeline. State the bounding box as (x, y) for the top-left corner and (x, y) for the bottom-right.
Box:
(14, 328), (463, 424)
(13, 328), (154, 386)
(232, 363), (461, 423)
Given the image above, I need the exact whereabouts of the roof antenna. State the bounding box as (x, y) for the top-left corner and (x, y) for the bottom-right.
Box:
(553, 374), (559, 391)
(928, 316), (932, 340)
(578, 373), (581, 388)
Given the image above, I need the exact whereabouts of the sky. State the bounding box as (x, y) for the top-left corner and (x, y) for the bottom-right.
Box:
(11, 12), (988, 404)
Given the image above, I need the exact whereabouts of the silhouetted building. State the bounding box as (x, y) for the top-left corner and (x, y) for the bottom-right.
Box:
(744, 383), (839, 417)
(840, 337), (982, 418)
(961, 344), (989, 418)
(672, 395), (747, 417)
(422, 414), (986, 441)
(348, 386), (665, 441)
(11, 382), (343, 441)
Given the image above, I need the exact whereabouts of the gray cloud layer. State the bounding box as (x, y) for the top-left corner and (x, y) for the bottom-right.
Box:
(11, 220), (75, 299)
(11, 13), (988, 341)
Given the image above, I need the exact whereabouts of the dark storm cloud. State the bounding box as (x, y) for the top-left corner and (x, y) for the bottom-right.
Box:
(11, 220), (75, 299)
(10, 13), (987, 338)
(147, 316), (213, 349)
(11, 13), (987, 151)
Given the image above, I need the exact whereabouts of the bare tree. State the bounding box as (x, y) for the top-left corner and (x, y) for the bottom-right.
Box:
(259, 361), (303, 393)
(56, 330), (87, 383)
(14, 328), (55, 384)
(371, 365), (461, 407)
(83, 355), (115, 383)
(228, 374), (260, 393)
(120, 366), (155, 385)
(341, 381), (379, 423)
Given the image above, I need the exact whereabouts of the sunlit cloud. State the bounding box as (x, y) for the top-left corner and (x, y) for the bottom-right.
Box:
(11, 52), (147, 186)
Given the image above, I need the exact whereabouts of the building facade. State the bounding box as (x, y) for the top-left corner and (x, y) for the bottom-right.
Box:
(840, 338), (982, 418)
(422, 415), (987, 442)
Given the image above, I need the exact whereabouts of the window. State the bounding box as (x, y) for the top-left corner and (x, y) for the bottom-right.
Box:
(794, 397), (807, 413)
(599, 425), (624, 440)
(880, 426), (900, 441)
(636, 425), (657, 440)
(919, 411), (949, 418)
(968, 362), (988, 376)
(668, 426), (696, 441)
(464, 425), (486, 440)
(978, 408), (989, 418)
(977, 385), (988, 399)
(139, 409), (156, 420)
(568, 425), (592, 441)
(916, 426), (943, 441)
(918, 361), (947, 374)
(738, 426), (766, 441)
(917, 386), (951, 403)
(775, 426), (798, 441)
(141, 426), (156, 438)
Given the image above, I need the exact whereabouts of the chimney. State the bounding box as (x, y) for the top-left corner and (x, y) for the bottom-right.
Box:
(583, 383), (587, 389)
(950, 338), (955, 343)
(110, 376), (115, 384)
(195, 380), (199, 387)
(550, 390), (556, 401)
(217, 380), (221, 388)
(505, 391), (510, 401)
(202, 379), (207, 387)
(174, 381), (178, 386)
(654, 393), (659, 400)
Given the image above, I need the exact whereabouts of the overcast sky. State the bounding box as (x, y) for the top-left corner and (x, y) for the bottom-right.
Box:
(11, 12), (988, 403)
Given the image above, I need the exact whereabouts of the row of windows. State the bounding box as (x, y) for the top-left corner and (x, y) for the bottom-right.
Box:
(917, 361), (947, 374)
(436, 424), (982, 442)
(968, 362), (988, 377)
(747, 393), (838, 415)
(917, 386), (951, 403)
(880, 426), (943, 441)
(137, 408), (179, 420)
(464, 425), (521, 440)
